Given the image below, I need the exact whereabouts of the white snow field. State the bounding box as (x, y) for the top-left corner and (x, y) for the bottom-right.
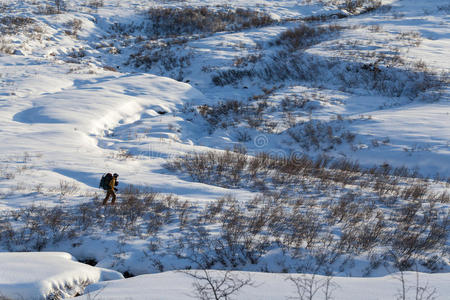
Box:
(0, 0), (449, 298)
(79, 270), (450, 300)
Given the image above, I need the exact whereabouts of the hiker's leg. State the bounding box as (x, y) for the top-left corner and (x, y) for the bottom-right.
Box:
(111, 191), (117, 205)
(102, 190), (111, 205)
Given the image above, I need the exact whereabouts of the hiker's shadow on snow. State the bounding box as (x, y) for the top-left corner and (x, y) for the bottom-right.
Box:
(53, 168), (99, 188)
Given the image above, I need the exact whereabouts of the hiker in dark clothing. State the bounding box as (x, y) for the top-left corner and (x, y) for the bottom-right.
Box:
(102, 173), (118, 205)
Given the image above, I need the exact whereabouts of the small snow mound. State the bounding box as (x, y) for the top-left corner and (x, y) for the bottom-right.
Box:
(0, 252), (123, 300)
(13, 106), (66, 124)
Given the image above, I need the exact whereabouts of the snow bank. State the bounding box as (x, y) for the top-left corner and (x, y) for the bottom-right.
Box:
(0, 252), (123, 300)
(80, 270), (450, 300)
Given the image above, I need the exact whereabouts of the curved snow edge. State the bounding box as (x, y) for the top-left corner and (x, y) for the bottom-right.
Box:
(0, 252), (124, 300)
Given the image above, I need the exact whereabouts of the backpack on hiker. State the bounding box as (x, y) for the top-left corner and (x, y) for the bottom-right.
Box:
(99, 173), (113, 190)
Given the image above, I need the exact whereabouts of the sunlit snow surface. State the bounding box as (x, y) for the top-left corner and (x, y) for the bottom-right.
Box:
(0, 0), (449, 298)
(1, 253), (449, 300)
(80, 270), (450, 300)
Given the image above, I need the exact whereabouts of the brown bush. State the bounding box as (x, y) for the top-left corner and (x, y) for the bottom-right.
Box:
(147, 6), (275, 38)
(276, 24), (344, 50)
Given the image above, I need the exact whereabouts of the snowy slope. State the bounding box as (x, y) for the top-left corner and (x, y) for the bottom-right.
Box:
(0, 58), (214, 210)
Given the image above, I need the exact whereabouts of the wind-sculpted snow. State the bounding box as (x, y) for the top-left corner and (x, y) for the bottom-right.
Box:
(13, 106), (69, 124)
(0, 252), (123, 299)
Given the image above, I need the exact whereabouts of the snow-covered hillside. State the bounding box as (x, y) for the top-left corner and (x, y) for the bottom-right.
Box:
(0, 0), (449, 298)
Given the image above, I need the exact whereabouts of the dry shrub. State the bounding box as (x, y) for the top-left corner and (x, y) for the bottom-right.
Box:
(287, 119), (356, 151)
(341, 0), (382, 14)
(0, 176), (447, 274)
(64, 18), (82, 37)
(147, 6), (274, 37)
(0, 16), (35, 35)
(0, 38), (14, 55)
(85, 0), (104, 9)
(213, 50), (444, 100)
(103, 65), (118, 72)
(276, 24), (344, 50)
(36, 4), (61, 15)
(129, 44), (192, 73)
